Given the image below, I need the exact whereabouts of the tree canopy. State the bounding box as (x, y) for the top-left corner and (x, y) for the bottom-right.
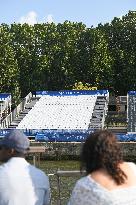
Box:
(0, 11), (135, 104)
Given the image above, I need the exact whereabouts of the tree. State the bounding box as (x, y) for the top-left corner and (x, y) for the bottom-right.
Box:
(0, 24), (20, 105)
(100, 11), (136, 95)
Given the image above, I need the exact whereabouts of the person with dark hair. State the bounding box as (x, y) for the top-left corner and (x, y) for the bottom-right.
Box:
(68, 130), (136, 205)
(0, 129), (50, 205)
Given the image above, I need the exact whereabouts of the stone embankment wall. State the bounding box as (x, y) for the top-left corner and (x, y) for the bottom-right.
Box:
(30, 142), (136, 161)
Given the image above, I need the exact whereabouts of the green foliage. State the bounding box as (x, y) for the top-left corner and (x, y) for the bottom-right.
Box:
(72, 82), (97, 90)
(99, 11), (136, 95)
(0, 11), (136, 104)
(0, 24), (20, 105)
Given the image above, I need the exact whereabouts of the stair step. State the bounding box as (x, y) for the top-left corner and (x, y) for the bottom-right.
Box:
(7, 98), (40, 129)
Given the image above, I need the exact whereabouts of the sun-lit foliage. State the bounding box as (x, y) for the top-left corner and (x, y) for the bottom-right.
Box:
(0, 11), (135, 105)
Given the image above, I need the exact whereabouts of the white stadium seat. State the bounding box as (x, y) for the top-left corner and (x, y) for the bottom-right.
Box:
(17, 95), (97, 129)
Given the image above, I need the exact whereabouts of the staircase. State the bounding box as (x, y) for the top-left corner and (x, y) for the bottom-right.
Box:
(89, 96), (108, 129)
(8, 97), (39, 129)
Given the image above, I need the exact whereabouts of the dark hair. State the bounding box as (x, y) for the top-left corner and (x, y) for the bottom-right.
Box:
(80, 130), (127, 185)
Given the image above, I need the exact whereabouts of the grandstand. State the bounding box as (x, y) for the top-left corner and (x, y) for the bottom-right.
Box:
(17, 90), (108, 130)
(0, 90), (109, 141)
(1, 90), (136, 142)
(0, 94), (11, 123)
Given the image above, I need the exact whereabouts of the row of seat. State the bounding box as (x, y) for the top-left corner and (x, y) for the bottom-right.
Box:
(17, 95), (97, 129)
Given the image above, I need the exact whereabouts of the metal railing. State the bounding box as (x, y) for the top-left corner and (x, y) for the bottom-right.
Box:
(0, 92), (32, 129)
(48, 170), (84, 205)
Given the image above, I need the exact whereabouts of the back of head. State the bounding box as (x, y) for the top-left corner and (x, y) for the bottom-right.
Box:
(81, 130), (126, 185)
(0, 129), (30, 154)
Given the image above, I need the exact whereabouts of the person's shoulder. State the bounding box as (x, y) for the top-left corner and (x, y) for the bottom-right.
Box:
(26, 164), (50, 189)
(74, 176), (91, 188)
(127, 161), (136, 166)
(127, 161), (136, 170)
(0, 162), (10, 176)
(69, 176), (102, 205)
(29, 164), (48, 178)
(0, 161), (9, 170)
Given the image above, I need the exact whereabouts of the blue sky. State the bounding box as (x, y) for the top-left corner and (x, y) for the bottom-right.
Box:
(0, 0), (136, 27)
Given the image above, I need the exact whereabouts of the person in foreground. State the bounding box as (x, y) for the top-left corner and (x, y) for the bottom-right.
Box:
(68, 130), (136, 205)
(0, 129), (50, 205)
